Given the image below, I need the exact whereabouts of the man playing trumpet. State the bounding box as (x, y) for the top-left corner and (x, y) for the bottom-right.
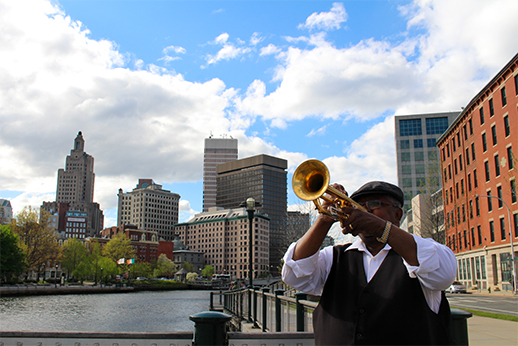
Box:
(282, 180), (457, 345)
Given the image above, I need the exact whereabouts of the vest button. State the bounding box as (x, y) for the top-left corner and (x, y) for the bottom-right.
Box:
(357, 333), (363, 339)
(359, 308), (365, 314)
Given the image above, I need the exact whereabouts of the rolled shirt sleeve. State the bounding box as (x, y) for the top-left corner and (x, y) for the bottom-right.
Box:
(281, 242), (334, 296)
(404, 234), (457, 291)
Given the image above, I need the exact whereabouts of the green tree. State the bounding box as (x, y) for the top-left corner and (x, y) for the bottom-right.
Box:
(12, 207), (60, 274)
(181, 261), (194, 272)
(102, 232), (135, 274)
(61, 238), (88, 280)
(153, 254), (177, 278)
(202, 265), (214, 278)
(132, 262), (152, 279)
(0, 224), (27, 283)
(186, 272), (198, 281)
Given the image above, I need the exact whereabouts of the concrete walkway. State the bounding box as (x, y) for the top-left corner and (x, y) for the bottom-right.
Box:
(468, 315), (517, 346)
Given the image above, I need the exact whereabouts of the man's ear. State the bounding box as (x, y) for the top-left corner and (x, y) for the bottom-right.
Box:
(395, 207), (403, 225)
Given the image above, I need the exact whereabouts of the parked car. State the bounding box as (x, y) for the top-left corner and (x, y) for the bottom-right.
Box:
(136, 277), (148, 281)
(446, 281), (467, 293)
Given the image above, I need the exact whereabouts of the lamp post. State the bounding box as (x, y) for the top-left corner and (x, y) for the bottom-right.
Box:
(240, 197), (261, 324)
(55, 264), (59, 288)
(474, 194), (517, 295)
(101, 267), (104, 287)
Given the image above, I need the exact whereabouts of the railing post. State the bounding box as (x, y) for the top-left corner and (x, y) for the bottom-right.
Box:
(209, 291), (214, 311)
(261, 287), (270, 332)
(219, 290), (223, 306)
(450, 308), (472, 346)
(252, 286), (259, 328)
(295, 292), (307, 332)
(189, 311), (232, 346)
(274, 289), (285, 332)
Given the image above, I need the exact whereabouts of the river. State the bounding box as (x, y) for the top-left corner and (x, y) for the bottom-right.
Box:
(0, 290), (211, 332)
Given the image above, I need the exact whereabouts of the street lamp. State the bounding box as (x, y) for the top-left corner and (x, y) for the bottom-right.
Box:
(55, 264), (59, 288)
(240, 197), (261, 324)
(101, 267), (104, 287)
(474, 194), (517, 295)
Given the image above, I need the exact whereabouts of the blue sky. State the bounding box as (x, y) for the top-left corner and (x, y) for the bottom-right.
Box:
(1, 0), (518, 237)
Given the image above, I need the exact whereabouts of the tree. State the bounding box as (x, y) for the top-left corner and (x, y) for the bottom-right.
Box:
(61, 238), (88, 280)
(102, 232), (136, 273)
(202, 265), (214, 278)
(131, 262), (152, 279)
(11, 207), (60, 274)
(0, 224), (27, 283)
(153, 254), (177, 278)
(186, 272), (198, 281)
(181, 261), (194, 272)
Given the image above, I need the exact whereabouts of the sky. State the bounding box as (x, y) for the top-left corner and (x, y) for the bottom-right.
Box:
(1, 0), (518, 240)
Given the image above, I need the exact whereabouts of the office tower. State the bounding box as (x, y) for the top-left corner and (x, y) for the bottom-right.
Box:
(0, 198), (13, 224)
(117, 179), (180, 241)
(41, 132), (104, 236)
(395, 112), (460, 210)
(202, 136), (238, 212)
(437, 53), (518, 293)
(286, 211), (310, 246)
(174, 207), (270, 279)
(216, 154), (287, 274)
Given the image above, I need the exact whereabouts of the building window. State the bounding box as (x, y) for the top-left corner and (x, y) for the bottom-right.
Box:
(459, 154), (463, 171)
(426, 117), (449, 135)
(511, 180), (517, 203)
(489, 99), (494, 117)
(402, 178), (413, 187)
(414, 139), (423, 148)
(491, 125), (497, 146)
(500, 218), (506, 240)
(485, 161), (490, 182)
(469, 118), (473, 135)
(454, 159), (458, 175)
(515, 213), (518, 238)
(428, 151), (438, 160)
(471, 143), (476, 161)
(415, 152), (424, 161)
(466, 148), (470, 165)
(508, 147), (514, 170)
(401, 152), (411, 162)
(427, 138), (436, 147)
(447, 144), (450, 157)
(501, 87), (507, 106)
(477, 225), (482, 245)
(474, 169), (478, 188)
(482, 133), (487, 152)
(515, 74), (518, 95)
(504, 116), (510, 137)
(463, 125), (468, 140)
(495, 155), (500, 177)
(468, 173), (472, 191)
(402, 165), (411, 175)
(400, 119), (422, 136)
(475, 197), (480, 216)
(490, 221), (495, 242)
(487, 190), (493, 212)
(479, 107), (485, 124)
(497, 186), (503, 208)
(415, 164), (425, 175)
(400, 140), (410, 149)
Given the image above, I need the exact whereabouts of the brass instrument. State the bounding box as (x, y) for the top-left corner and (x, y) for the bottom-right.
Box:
(292, 159), (366, 221)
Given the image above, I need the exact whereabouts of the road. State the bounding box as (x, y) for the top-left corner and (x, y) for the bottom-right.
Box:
(446, 293), (518, 316)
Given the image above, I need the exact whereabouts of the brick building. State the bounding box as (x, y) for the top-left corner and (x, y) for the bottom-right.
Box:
(99, 224), (174, 263)
(437, 53), (517, 292)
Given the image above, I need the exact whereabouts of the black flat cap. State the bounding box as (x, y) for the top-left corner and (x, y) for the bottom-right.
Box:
(350, 181), (404, 206)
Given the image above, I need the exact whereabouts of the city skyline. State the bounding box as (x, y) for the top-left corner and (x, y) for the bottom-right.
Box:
(2, 0), (518, 239)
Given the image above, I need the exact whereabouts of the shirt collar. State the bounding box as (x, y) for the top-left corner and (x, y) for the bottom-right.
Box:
(345, 238), (391, 256)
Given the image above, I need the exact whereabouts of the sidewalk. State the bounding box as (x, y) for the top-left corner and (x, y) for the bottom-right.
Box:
(468, 315), (517, 346)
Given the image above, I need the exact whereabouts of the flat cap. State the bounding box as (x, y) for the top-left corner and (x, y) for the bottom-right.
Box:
(350, 181), (404, 206)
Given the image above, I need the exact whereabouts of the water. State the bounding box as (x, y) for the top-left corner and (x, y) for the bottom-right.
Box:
(0, 290), (210, 332)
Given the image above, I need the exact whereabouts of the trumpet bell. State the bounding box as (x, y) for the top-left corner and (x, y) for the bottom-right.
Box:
(292, 159), (330, 201)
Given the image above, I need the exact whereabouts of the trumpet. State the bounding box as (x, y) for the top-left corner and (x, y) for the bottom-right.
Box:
(292, 159), (366, 221)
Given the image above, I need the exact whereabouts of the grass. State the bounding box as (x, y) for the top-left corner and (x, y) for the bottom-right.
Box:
(451, 307), (518, 322)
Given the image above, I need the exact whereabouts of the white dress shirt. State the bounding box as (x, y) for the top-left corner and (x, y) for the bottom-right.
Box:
(282, 234), (457, 314)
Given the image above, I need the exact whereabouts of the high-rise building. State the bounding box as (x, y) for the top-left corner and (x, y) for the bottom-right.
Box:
(117, 179), (180, 241)
(216, 154), (287, 274)
(174, 207), (270, 279)
(395, 112), (460, 210)
(437, 53), (517, 293)
(202, 136), (238, 212)
(0, 198), (13, 224)
(286, 211), (310, 246)
(41, 132), (103, 237)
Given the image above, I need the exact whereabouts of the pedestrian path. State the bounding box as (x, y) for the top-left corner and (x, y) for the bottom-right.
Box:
(468, 315), (517, 346)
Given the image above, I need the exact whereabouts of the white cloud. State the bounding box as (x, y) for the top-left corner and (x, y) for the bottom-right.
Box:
(250, 32), (263, 46)
(260, 44), (281, 56)
(298, 2), (348, 31)
(214, 33), (229, 44)
(307, 125), (327, 137)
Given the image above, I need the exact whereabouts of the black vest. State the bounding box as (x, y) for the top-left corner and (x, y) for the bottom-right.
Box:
(313, 245), (452, 345)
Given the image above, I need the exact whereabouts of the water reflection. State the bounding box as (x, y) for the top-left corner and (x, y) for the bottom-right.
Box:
(0, 290), (210, 332)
